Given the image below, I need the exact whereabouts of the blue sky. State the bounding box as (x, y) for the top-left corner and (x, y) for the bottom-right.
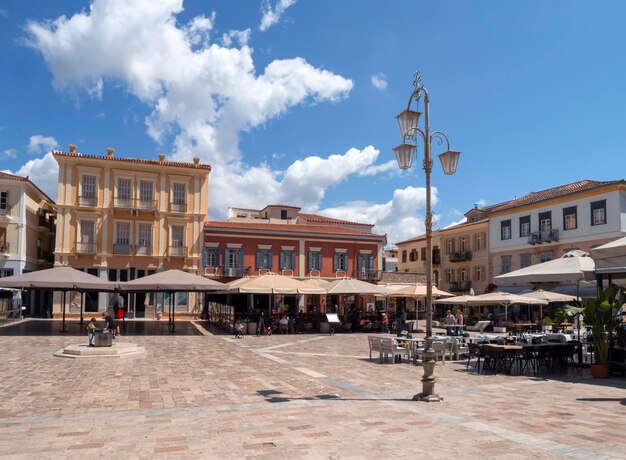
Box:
(1, 0), (626, 247)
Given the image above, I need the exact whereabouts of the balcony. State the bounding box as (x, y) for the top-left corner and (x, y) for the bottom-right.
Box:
(357, 269), (381, 282)
(78, 195), (97, 207)
(0, 205), (10, 216)
(528, 229), (560, 245)
(135, 245), (153, 256)
(136, 198), (157, 212)
(113, 243), (133, 255)
(169, 202), (187, 213)
(0, 242), (9, 257)
(222, 266), (252, 277)
(38, 215), (56, 233)
(112, 197), (158, 212)
(113, 196), (133, 209)
(37, 249), (54, 265)
(76, 241), (97, 254)
(449, 281), (471, 292)
(168, 245), (187, 257)
(449, 250), (472, 262)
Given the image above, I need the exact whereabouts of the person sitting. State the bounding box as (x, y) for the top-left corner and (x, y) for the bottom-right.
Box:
(278, 315), (289, 333)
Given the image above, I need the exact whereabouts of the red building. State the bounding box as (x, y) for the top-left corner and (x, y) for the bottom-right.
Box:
(203, 204), (387, 314)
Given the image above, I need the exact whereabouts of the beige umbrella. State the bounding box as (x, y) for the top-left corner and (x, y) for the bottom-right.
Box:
(324, 277), (387, 295)
(466, 291), (548, 321)
(228, 272), (326, 294)
(520, 289), (576, 303)
(493, 250), (595, 284)
(391, 284), (454, 298)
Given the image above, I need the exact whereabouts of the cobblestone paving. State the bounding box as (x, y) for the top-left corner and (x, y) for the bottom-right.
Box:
(0, 320), (625, 459)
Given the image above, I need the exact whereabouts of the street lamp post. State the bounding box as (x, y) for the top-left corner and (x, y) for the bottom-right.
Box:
(393, 71), (460, 402)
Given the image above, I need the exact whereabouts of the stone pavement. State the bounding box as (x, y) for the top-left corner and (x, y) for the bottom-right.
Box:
(0, 320), (625, 459)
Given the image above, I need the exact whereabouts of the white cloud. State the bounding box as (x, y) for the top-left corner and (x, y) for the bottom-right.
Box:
(2, 149), (17, 160)
(259, 0), (295, 32)
(23, 0), (425, 245)
(27, 135), (58, 154)
(370, 73), (388, 90)
(444, 217), (467, 229)
(222, 29), (250, 47)
(475, 198), (487, 207)
(14, 152), (59, 200)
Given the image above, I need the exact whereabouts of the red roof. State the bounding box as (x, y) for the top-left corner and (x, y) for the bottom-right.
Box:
(298, 212), (373, 227)
(204, 220), (385, 240)
(483, 180), (624, 214)
(0, 171), (55, 204)
(53, 151), (211, 171)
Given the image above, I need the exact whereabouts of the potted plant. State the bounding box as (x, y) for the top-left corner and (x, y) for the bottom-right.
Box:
(542, 316), (554, 332)
(563, 284), (624, 378)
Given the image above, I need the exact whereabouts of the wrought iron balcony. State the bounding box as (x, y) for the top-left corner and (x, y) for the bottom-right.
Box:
(136, 198), (157, 211)
(113, 196), (133, 209)
(78, 195), (97, 207)
(168, 245), (187, 257)
(169, 202), (187, 213)
(135, 244), (153, 256)
(0, 242), (9, 255)
(113, 243), (133, 255)
(76, 241), (97, 254)
(448, 250), (472, 262)
(528, 229), (559, 245)
(358, 269), (381, 282)
(449, 280), (471, 292)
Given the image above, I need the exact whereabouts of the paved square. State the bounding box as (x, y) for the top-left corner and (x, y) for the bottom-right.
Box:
(1, 320), (625, 459)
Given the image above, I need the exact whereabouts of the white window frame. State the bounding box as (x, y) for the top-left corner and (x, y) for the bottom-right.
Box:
(136, 222), (153, 255)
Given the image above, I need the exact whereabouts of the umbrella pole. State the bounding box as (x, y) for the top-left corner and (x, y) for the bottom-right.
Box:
(576, 280), (583, 364)
(170, 292), (176, 334)
(80, 292), (84, 325)
(61, 291), (67, 333)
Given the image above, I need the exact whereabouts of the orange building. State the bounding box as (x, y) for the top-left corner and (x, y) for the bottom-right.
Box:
(53, 145), (210, 316)
(204, 205), (387, 313)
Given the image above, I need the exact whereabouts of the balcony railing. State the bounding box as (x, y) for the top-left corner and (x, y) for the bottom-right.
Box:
(449, 281), (472, 292)
(357, 269), (381, 282)
(528, 229), (559, 245)
(0, 242), (9, 255)
(168, 245), (187, 257)
(113, 197), (133, 209)
(78, 195), (97, 207)
(170, 202), (187, 213)
(76, 241), (97, 254)
(135, 245), (153, 256)
(0, 205), (10, 216)
(113, 243), (133, 255)
(449, 250), (472, 262)
(136, 198), (157, 211)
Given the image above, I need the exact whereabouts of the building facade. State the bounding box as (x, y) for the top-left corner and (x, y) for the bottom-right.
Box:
(0, 172), (56, 315)
(204, 205), (387, 313)
(53, 145), (210, 316)
(486, 180), (626, 289)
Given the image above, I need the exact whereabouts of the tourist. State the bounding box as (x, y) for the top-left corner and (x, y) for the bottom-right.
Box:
(381, 313), (389, 333)
(455, 309), (464, 336)
(446, 310), (456, 335)
(86, 317), (97, 347)
(102, 311), (117, 339)
(234, 320), (244, 339)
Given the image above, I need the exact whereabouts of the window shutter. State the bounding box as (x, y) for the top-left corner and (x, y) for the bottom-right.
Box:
(317, 252), (322, 271)
(202, 246), (209, 267)
(238, 249), (244, 270)
(290, 250), (296, 270)
(215, 249), (220, 267)
(357, 255), (363, 279)
(334, 253), (340, 271)
(268, 250), (273, 270)
(308, 251), (313, 269)
(368, 255), (374, 271)
(225, 248), (231, 266)
(256, 250), (261, 269)
(280, 251), (285, 269)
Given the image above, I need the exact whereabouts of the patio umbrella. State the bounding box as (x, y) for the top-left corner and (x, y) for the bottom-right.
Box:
(227, 272), (325, 294)
(119, 269), (228, 333)
(590, 236), (626, 277)
(493, 250), (595, 284)
(520, 289), (576, 303)
(0, 266), (115, 333)
(324, 277), (387, 295)
(466, 291), (548, 321)
(390, 284), (454, 298)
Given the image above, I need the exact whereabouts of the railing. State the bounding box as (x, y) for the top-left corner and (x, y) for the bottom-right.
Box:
(358, 269), (381, 281)
(449, 281), (472, 292)
(137, 198), (157, 211)
(78, 195), (97, 207)
(449, 250), (472, 262)
(135, 245), (153, 256)
(168, 245), (187, 257)
(432, 254), (441, 265)
(113, 243), (133, 255)
(0, 242), (9, 255)
(76, 242), (97, 254)
(528, 229), (560, 245)
(223, 266), (250, 277)
(0, 206), (10, 216)
(113, 197), (133, 209)
(169, 202), (187, 213)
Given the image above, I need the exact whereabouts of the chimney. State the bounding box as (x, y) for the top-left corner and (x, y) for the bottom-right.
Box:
(193, 156), (200, 167)
(69, 144), (77, 155)
(106, 147), (114, 158)
(158, 153), (165, 162)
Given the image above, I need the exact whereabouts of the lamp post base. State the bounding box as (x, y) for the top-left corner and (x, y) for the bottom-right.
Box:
(412, 392), (443, 402)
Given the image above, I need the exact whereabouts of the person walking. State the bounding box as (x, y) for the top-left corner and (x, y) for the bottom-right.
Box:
(329, 304), (338, 336)
(381, 312), (389, 333)
(455, 309), (464, 336)
(256, 312), (266, 336)
(445, 309), (456, 336)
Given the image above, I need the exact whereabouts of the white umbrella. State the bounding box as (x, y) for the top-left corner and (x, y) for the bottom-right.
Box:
(390, 284), (454, 298)
(493, 250), (595, 284)
(324, 277), (387, 295)
(590, 236), (626, 276)
(227, 272), (326, 294)
(520, 289), (576, 303)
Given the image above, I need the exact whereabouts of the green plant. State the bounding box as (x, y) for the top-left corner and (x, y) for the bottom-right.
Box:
(561, 284), (625, 365)
(542, 316), (553, 326)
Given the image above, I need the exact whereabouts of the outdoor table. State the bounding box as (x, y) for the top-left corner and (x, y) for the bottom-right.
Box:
(480, 344), (523, 374)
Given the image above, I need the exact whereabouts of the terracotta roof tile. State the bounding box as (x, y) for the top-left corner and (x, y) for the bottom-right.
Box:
(204, 220), (385, 239)
(482, 179), (624, 213)
(298, 213), (373, 227)
(53, 151), (211, 171)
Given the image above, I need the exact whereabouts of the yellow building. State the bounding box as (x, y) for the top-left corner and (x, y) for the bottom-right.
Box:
(0, 172), (56, 315)
(53, 145), (210, 317)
